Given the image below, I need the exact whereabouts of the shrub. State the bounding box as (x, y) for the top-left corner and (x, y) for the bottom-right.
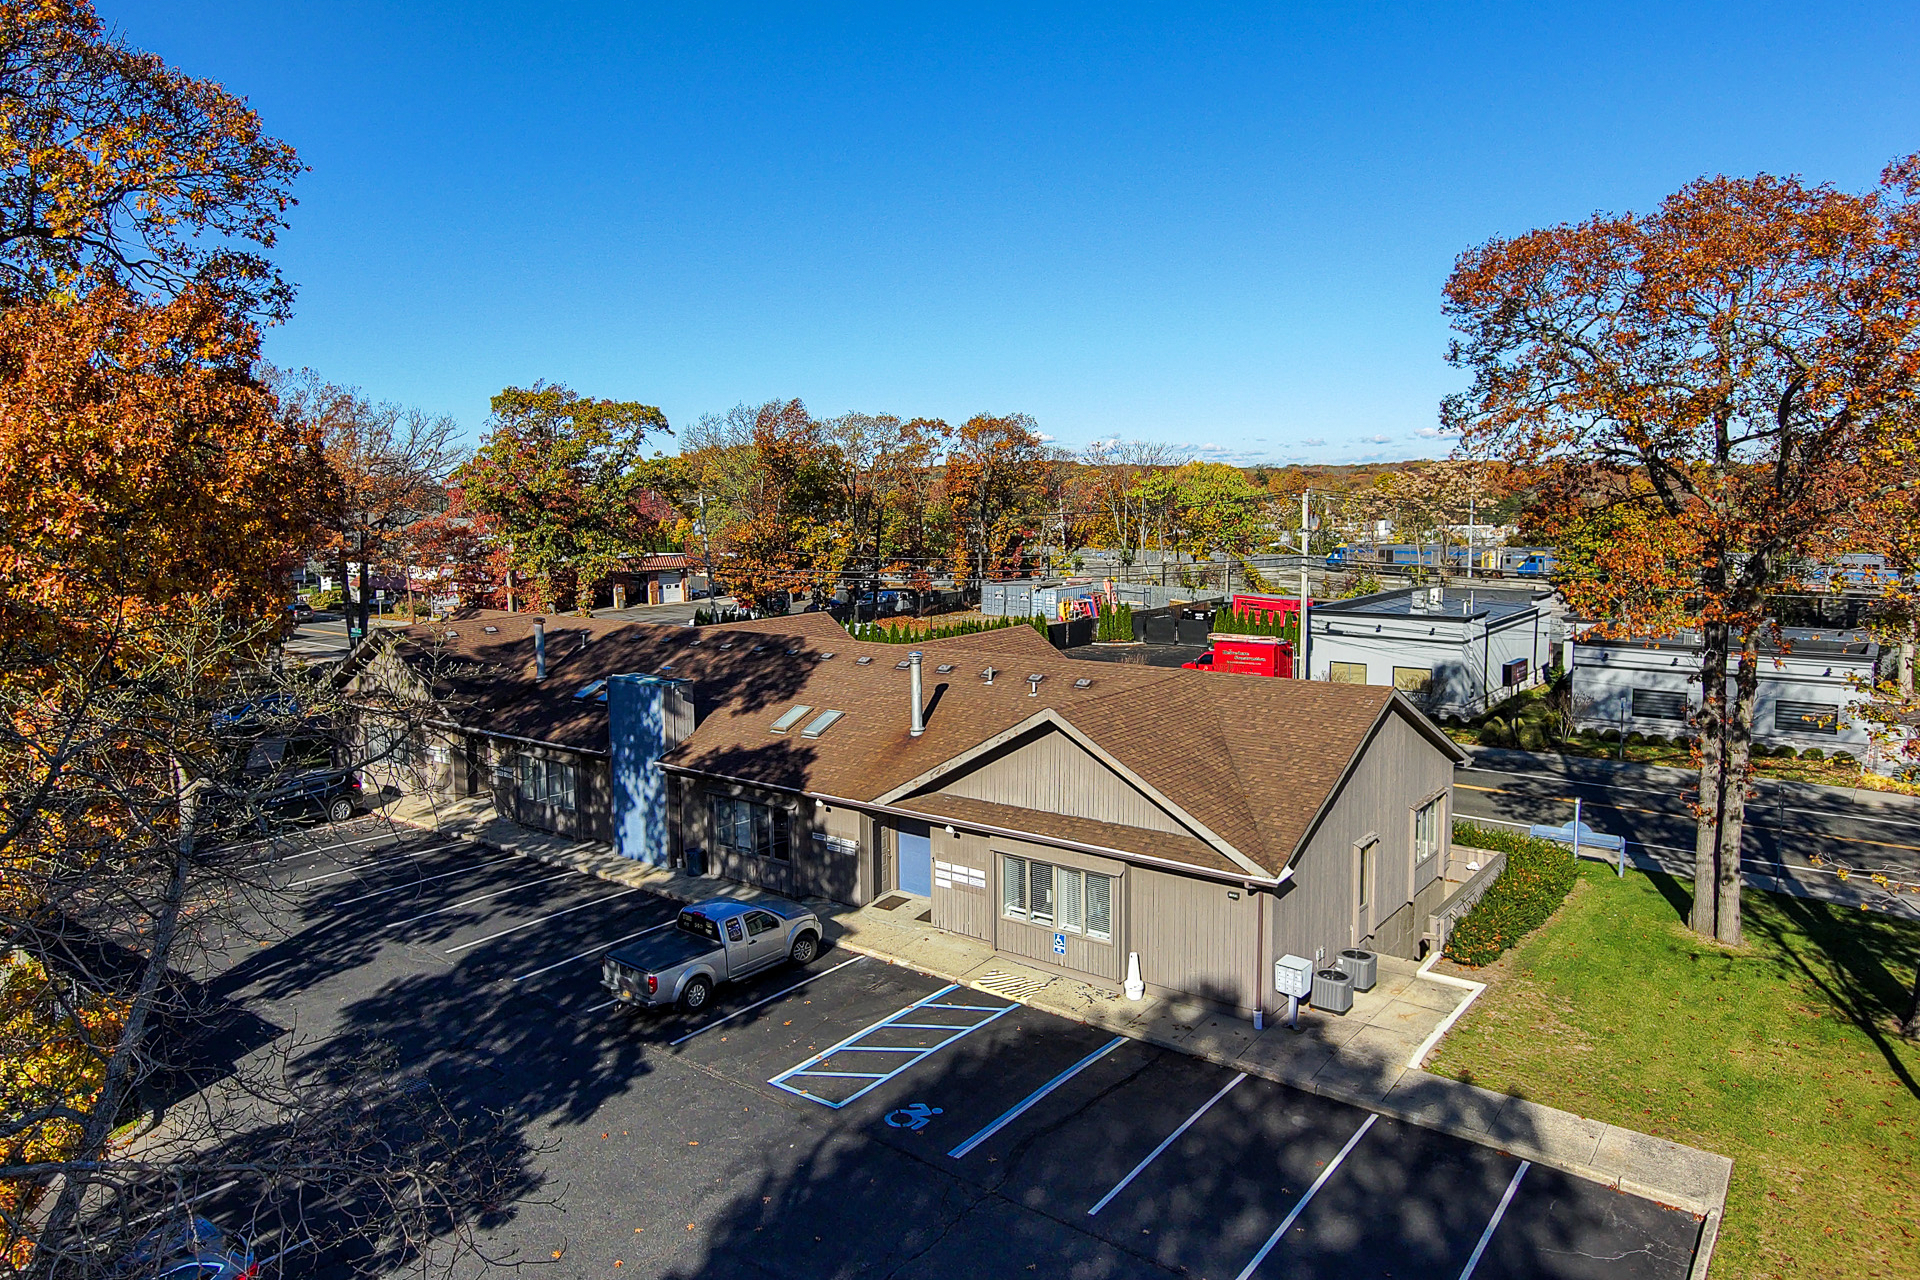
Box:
(1799, 747), (1825, 761)
(1625, 731), (1646, 746)
(1477, 717), (1511, 748)
(1600, 729), (1621, 743)
(1515, 720), (1548, 752)
(1443, 822), (1580, 966)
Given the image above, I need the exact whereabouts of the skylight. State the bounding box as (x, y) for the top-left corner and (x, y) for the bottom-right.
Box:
(483, 625), (499, 633)
(1074, 677), (1093, 689)
(856, 656), (874, 666)
(936, 664), (955, 674)
(818, 651), (837, 660)
(574, 679), (608, 700)
(770, 704), (814, 734)
(895, 659), (912, 670)
(719, 642), (734, 650)
(800, 709), (845, 739)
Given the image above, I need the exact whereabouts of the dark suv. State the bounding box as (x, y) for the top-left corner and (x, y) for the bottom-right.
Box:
(221, 734), (362, 828)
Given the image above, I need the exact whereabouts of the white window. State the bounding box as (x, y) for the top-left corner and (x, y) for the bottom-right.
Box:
(516, 754), (577, 811)
(1001, 855), (1113, 942)
(1414, 796), (1442, 864)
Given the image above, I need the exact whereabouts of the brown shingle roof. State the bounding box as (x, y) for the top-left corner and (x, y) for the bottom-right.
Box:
(372, 609), (1459, 877)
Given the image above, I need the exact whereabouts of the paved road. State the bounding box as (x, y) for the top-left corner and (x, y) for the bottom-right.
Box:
(1451, 751), (1920, 915)
(188, 821), (1703, 1279)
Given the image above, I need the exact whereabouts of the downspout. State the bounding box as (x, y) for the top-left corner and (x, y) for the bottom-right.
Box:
(533, 616), (547, 680)
(1251, 886), (1266, 1030)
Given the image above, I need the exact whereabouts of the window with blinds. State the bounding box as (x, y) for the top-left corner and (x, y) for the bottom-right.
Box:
(1774, 700), (1839, 735)
(1630, 688), (1687, 720)
(1001, 855), (1113, 942)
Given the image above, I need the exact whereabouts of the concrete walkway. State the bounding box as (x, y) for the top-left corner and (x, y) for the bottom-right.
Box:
(376, 789), (1732, 1271)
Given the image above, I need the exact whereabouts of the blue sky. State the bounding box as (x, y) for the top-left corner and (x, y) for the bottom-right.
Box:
(108, 3), (1920, 463)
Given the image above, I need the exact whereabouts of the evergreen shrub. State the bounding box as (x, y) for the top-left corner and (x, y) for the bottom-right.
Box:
(1443, 822), (1580, 966)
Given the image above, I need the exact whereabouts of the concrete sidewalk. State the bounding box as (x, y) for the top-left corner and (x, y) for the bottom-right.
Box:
(378, 789), (1732, 1269)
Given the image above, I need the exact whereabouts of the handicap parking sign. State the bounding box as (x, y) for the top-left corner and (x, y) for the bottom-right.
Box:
(1053, 933), (1067, 955)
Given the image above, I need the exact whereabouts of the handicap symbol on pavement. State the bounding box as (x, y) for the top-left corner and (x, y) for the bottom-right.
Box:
(885, 1103), (942, 1131)
(1053, 933), (1067, 955)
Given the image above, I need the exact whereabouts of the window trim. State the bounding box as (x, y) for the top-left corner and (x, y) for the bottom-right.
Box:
(1391, 665), (1433, 694)
(1000, 854), (1114, 943)
(707, 793), (793, 861)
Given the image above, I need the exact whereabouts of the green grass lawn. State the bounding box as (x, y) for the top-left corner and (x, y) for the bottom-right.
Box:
(1428, 864), (1920, 1279)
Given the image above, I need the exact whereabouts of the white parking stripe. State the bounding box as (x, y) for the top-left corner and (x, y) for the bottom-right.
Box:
(1457, 1161), (1529, 1280)
(1088, 1071), (1247, 1215)
(512, 919), (678, 981)
(331, 853), (524, 905)
(441, 887), (642, 954)
(262, 829), (413, 865)
(948, 1036), (1127, 1159)
(383, 870), (580, 928)
(1233, 1113), (1377, 1280)
(284, 842), (465, 887)
(669, 956), (866, 1045)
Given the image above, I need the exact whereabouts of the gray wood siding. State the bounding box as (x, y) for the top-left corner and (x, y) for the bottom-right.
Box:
(932, 829), (991, 941)
(985, 836), (1126, 982)
(1270, 711), (1453, 986)
(930, 727), (1187, 835)
(1128, 866), (1257, 1012)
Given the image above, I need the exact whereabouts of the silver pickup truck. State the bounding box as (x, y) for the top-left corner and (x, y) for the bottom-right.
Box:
(601, 897), (823, 1013)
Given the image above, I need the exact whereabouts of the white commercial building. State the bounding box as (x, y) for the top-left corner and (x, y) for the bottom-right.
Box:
(1569, 628), (1882, 757)
(1309, 586), (1558, 718)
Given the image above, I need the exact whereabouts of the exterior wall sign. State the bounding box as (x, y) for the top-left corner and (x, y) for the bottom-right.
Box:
(1054, 933), (1068, 955)
(934, 859), (986, 890)
(811, 832), (860, 856)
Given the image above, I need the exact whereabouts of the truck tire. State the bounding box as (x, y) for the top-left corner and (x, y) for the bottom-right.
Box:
(678, 976), (712, 1013)
(789, 932), (819, 965)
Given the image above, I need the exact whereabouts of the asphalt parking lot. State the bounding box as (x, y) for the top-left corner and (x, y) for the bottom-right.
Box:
(205, 821), (1706, 1279)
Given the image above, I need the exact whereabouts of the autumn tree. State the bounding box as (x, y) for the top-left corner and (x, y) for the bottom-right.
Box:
(1079, 440), (1182, 563)
(272, 369), (465, 634)
(697, 399), (845, 612)
(454, 382), (670, 614)
(1444, 155), (1920, 945)
(821, 412), (949, 606)
(0, 0), (300, 320)
(943, 413), (1053, 587)
(0, 5), (526, 1270)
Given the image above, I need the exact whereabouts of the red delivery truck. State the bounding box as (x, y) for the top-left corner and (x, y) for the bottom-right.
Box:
(1183, 635), (1293, 677)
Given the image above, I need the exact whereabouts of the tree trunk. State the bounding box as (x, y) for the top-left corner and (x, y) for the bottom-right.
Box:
(31, 794), (196, 1279)
(1901, 624), (1915, 701)
(1903, 965), (1920, 1040)
(1715, 629), (1761, 945)
(356, 554), (372, 638)
(1692, 620), (1729, 938)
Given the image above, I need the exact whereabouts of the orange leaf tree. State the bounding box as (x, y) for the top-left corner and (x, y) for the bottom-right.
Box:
(942, 412), (1054, 588)
(1443, 156), (1920, 945)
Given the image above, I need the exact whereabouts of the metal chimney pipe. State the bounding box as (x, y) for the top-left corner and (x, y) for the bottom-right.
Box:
(908, 650), (924, 737)
(533, 616), (547, 680)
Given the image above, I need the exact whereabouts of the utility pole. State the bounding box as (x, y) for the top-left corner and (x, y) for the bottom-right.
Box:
(1298, 489), (1311, 680)
(1466, 494), (1476, 580)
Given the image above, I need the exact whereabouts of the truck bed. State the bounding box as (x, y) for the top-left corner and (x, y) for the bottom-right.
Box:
(605, 929), (714, 975)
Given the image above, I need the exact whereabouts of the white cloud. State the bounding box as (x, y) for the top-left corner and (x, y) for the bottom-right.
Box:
(1412, 426), (1458, 440)
(1037, 433), (1056, 442)
(1365, 434), (1393, 444)
(1301, 438), (1326, 447)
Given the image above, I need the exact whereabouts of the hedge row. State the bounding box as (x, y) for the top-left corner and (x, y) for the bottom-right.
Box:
(1442, 821), (1579, 967)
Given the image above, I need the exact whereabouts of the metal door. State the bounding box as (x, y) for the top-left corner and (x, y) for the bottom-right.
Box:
(897, 822), (933, 897)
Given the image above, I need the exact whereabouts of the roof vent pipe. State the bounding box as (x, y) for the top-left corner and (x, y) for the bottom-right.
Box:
(533, 617), (547, 681)
(908, 650), (925, 737)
